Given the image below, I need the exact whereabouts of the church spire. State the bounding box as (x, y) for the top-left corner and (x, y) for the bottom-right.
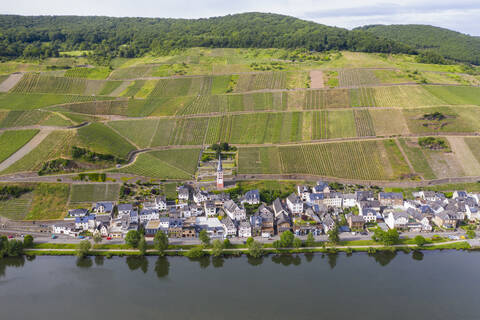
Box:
(217, 155), (223, 172)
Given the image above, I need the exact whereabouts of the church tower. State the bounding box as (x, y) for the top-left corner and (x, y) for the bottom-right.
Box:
(216, 155), (224, 190)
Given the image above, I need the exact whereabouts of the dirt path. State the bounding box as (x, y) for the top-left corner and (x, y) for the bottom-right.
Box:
(0, 130), (51, 172)
(309, 70), (325, 89)
(109, 80), (132, 96)
(395, 139), (418, 178)
(0, 73), (23, 92)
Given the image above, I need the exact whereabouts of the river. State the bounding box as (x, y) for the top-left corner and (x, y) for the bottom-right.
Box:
(0, 251), (478, 320)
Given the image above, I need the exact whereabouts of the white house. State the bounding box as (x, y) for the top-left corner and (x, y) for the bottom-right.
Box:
(139, 209), (159, 223)
(385, 211), (409, 230)
(359, 208), (379, 223)
(286, 193), (303, 214)
(238, 220), (252, 238)
(221, 216), (237, 238)
(193, 189), (209, 204)
(297, 185), (311, 201)
(118, 204), (133, 216)
(155, 196), (168, 211)
(342, 193), (356, 207)
(323, 192), (343, 208)
(177, 186), (190, 201)
(223, 200), (246, 221)
(273, 198), (289, 218)
(241, 189), (261, 205)
(204, 201), (217, 217)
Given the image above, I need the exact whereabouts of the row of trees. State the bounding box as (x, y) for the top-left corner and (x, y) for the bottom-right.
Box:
(0, 13), (416, 61)
(0, 235), (33, 258)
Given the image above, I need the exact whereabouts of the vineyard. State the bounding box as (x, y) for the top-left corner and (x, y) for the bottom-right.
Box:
(0, 191), (34, 220)
(108, 119), (160, 148)
(353, 110), (376, 137)
(64, 67), (111, 80)
(168, 118), (209, 145)
(398, 138), (436, 180)
(148, 76), (213, 97)
(302, 89), (350, 109)
(234, 72), (287, 92)
(1, 130), (76, 174)
(11, 73), (107, 95)
(77, 123), (136, 158)
(338, 69), (379, 87)
(0, 129), (38, 163)
(371, 86), (444, 107)
(237, 146), (282, 174)
(349, 88), (376, 107)
(117, 149), (200, 179)
(59, 100), (129, 116)
(0, 93), (104, 110)
(108, 65), (155, 80)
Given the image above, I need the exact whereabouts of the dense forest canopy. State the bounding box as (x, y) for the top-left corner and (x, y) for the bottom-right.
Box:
(358, 24), (480, 65)
(0, 13), (416, 61)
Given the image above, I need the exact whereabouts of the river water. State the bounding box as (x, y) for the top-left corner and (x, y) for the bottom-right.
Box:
(0, 251), (478, 320)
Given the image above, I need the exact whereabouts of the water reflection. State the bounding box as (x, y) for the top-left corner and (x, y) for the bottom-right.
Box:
(271, 254), (302, 266)
(154, 257), (170, 278)
(95, 256), (105, 266)
(412, 250), (424, 261)
(187, 256), (211, 269)
(76, 257), (93, 268)
(327, 253), (338, 269)
(126, 256), (149, 273)
(246, 256), (263, 266)
(370, 250), (397, 266)
(0, 256), (25, 277)
(212, 256), (225, 268)
(305, 253), (314, 263)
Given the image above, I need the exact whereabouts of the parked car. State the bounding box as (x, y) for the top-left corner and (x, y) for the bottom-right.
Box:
(106, 237), (112, 240)
(77, 235), (85, 239)
(51, 235), (57, 239)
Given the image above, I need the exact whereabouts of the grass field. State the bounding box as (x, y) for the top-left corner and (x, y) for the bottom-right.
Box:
(402, 107), (480, 134)
(1, 130), (76, 174)
(69, 183), (120, 203)
(372, 86), (445, 107)
(77, 123), (136, 158)
(370, 109), (409, 136)
(0, 191), (34, 220)
(64, 67), (111, 80)
(424, 86), (480, 105)
(116, 149), (200, 179)
(237, 146), (282, 174)
(0, 129), (38, 163)
(0, 92), (106, 110)
(464, 138), (480, 166)
(25, 183), (70, 220)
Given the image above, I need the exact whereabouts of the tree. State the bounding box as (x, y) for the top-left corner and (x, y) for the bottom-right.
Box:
(7, 240), (23, 257)
(248, 240), (264, 258)
(293, 237), (302, 249)
(76, 240), (91, 258)
(125, 230), (141, 248)
(199, 229), (210, 247)
(280, 230), (294, 247)
(138, 236), (147, 256)
(305, 232), (315, 247)
(93, 233), (102, 246)
(211, 239), (224, 257)
(466, 230), (476, 239)
(383, 229), (400, 246)
(23, 234), (34, 248)
(0, 235), (8, 257)
(223, 238), (231, 248)
(154, 230), (169, 255)
(414, 235), (427, 247)
(246, 237), (254, 247)
(272, 240), (282, 250)
(185, 246), (205, 258)
(327, 225), (340, 245)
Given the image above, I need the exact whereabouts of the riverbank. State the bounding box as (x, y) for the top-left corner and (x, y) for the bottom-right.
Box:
(23, 240), (472, 256)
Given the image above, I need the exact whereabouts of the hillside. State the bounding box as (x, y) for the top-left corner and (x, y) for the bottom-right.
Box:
(358, 25), (480, 65)
(0, 13), (414, 60)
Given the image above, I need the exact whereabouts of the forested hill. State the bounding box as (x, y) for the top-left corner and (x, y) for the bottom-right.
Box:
(358, 25), (480, 65)
(0, 13), (415, 60)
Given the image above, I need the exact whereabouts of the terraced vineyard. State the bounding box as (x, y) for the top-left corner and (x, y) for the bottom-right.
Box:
(1, 48), (480, 184)
(70, 183), (120, 204)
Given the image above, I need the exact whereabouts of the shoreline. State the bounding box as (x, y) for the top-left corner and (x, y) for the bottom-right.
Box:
(22, 240), (473, 257)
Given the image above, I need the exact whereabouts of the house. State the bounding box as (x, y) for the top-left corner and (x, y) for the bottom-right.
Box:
(297, 185), (311, 201)
(145, 219), (161, 236)
(359, 207), (380, 223)
(223, 200), (246, 221)
(466, 206), (480, 222)
(68, 208), (89, 217)
(177, 186), (190, 201)
(195, 217), (225, 239)
(182, 218), (196, 238)
(118, 204), (133, 216)
(139, 209), (159, 223)
(453, 191), (467, 200)
(96, 222), (109, 237)
(276, 212), (291, 234)
(323, 192), (343, 208)
(273, 198), (289, 218)
(221, 216), (237, 238)
(378, 192), (404, 207)
(257, 205), (275, 237)
(384, 211), (409, 230)
(419, 191), (437, 202)
(250, 214), (263, 236)
(155, 196), (167, 211)
(433, 211), (459, 229)
(343, 193), (357, 207)
(129, 209), (139, 224)
(92, 202), (114, 215)
(168, 219), (183, 238)
(193, 189), (209, 204)
(210, 193), (231, 206)
(346, 213), (365, 230)
(204, 201), (217, 217)
(286, 193), (303, 214)
(307, 193), (324, 206)
(75, 216), (90, 230)
(241, 189), (261, 205)
(355, 191), (375, 202)
(408, 209), (433, 231)
(322, 214), (336, 232)
(238, 220), (252, 238)
(52, 222), (76, 236)
(313, 181), (330, 193)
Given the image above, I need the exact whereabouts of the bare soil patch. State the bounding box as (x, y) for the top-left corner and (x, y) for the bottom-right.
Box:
(0, 73), (24, 92)
(309, 70), (325, 89)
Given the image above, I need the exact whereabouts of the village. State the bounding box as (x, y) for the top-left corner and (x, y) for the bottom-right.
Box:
(49, 157), (479, 243)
